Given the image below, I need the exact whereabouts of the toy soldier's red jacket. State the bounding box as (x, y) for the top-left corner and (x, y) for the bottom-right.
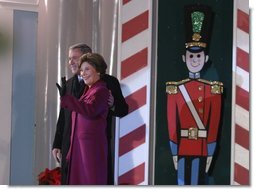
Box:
(166, 78), (223, 156)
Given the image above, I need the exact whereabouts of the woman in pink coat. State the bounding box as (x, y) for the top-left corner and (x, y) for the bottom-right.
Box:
(57, 53), (109, 185)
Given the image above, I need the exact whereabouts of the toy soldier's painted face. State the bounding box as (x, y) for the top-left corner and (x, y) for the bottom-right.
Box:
(183, 50), (208, 73)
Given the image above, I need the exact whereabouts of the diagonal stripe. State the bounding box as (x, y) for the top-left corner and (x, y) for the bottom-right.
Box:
(236, 47), (249, 72)
(235, 124), (249, 150)
(119, 143), (146, 175)
(236, 29), (249, 53)
(236, 66), (249, 92)
(237, 0), (249, 14)
(179, 85), (205, 129)
(121, 29), (149, 61)
(122, 0), (149, 24)
(121, 68), (149, 97)
(237, 9), (249, 34)
(235, 105), (249, 131)
(118, 163), (145, 185)
(234, 163), (249, 185)
(122, 10), (149, 42)
(123, 0), (131, 5)
(121, 48), (148, 79)
(125, 86), (146, 113)
(119, 124), (146, 156)
(120, 106), (149, 137)
(235, 86), (249, 111)
(235, 143), (249, 170)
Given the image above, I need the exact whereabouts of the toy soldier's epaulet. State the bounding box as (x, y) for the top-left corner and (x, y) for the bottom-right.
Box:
(198, 79), (224, 94)
(166, 78), (190, 94)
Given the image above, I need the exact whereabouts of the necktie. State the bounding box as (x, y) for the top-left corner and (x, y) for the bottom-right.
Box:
(79, 79), (84, 87)
(78, 80), (85, 98)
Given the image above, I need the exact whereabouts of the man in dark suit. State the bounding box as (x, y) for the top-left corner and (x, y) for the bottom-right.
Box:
(52, 43), (128, 185)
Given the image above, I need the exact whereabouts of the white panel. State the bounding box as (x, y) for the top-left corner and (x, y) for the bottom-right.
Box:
(237, 0), (249, 14)
(121, 67), (150, 97)
(121, 29), (149, 61)
(118, 143), (147, 175)
(10, 10), (37, 185)
(122, 0), (149, 23)
(0, 8), (13, 185)
(234, 144), (249, 170)
(236, 66), (249, 92)
(235, 105), (249, 131)
(236, 29), (249, 53)
(120, 105), (148, 137)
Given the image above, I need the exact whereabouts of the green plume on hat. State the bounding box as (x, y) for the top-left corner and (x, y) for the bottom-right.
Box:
(191, 11), (204, 33)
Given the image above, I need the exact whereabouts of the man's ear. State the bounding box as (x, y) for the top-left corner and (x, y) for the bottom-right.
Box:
(182, 55), (186, 62)
(205, 55), (209, 63)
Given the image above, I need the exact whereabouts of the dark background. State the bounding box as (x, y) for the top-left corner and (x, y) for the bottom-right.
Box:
(155, 0), (233, 185)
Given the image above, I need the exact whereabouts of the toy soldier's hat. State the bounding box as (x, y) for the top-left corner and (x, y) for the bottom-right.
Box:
(184, 4), (213, 52)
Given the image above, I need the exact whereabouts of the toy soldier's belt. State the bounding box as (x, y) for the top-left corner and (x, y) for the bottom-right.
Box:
(181, 128), (207, 140)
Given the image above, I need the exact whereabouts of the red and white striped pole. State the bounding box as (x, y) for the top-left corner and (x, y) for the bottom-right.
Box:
(231, 0), (249, 185)
(115, 0), (153, 185)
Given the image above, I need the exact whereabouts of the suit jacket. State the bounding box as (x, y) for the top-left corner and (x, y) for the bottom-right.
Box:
(102, 74), (129, 138)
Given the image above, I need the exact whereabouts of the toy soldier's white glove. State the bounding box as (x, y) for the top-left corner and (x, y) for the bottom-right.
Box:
(205, 156), (213, 173)
(172, 156), (178, 170)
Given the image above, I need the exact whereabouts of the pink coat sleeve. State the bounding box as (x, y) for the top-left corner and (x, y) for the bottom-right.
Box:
(60, 87), (109, 118)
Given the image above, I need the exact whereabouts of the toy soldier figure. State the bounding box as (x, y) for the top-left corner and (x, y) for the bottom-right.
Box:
(166, 4), (223, 185)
